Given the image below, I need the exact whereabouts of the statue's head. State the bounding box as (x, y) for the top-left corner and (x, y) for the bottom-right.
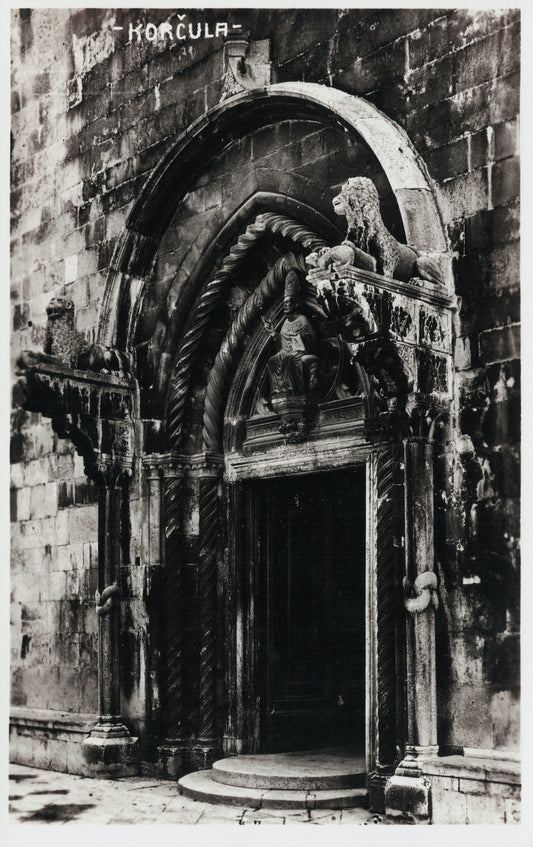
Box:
(332, 177), (381, 232)
(283, 270), (301, 316)
(46, 294), (75, 321)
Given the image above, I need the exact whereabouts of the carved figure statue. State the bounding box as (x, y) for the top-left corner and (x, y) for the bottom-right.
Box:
(16, 293), (130, 374)
(306, 177), (444, 285)
(264, 270), (320, 396)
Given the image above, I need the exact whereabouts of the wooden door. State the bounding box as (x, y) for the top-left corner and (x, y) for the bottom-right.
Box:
(255, 469), (366, 752)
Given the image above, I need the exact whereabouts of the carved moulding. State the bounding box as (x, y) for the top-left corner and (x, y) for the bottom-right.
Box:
(165, 213), (328, 450)
(307, 263), (455, 441)
(201, 252), (311, 453)
(15, 361), (136, 481)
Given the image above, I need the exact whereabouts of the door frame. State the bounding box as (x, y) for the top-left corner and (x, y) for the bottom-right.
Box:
(222, 440), (405, 787)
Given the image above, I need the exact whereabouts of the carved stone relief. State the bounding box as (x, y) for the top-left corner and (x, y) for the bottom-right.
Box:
(16, 293), (132, 374)
(306, 177), (445, 287)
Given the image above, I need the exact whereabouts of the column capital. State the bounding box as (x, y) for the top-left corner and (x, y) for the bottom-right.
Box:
(405, 400), (450, 442)
(142, 452), (188, 479)
(95, 454), (134, 487)
(187, 452), (224, 479)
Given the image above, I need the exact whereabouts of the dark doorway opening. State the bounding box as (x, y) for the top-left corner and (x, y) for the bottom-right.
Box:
(252, 467), (366, 753)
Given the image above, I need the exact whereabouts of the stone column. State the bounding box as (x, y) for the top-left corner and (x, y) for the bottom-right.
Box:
(152, 454), (188, 777)
(385, 414), (442, 822)
(193, 454), (223, 760)
(367, 441), (405, 811)
(82, 460), (139, 776)
(402, 434), (439, 761)
(161, 456), (186, 742)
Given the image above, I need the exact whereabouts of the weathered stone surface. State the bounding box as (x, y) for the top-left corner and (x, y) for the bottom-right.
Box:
(10, 9), (520, 821)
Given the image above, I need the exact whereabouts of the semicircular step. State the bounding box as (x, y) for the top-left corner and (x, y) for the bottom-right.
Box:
(178, 769), (368, 811)
(212, 749), (366, 790)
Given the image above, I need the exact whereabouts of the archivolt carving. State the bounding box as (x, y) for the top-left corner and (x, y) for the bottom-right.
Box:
(202, 253), (306, 452)
(166, 214), (328, 448)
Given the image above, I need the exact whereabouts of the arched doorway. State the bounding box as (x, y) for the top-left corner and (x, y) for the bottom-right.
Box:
(105, 82), (454, 808)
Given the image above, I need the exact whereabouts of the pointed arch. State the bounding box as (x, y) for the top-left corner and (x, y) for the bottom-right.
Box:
(98, 82), (450, 349)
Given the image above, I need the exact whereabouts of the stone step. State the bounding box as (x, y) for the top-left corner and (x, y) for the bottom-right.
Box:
(178, 770), (368, 811)
(212, 749), (366, 790)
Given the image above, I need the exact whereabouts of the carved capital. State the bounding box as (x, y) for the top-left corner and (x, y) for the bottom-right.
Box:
(187, 452), (224, 479)
(95, 455), (133, 488)
(142, 452), (188, 479)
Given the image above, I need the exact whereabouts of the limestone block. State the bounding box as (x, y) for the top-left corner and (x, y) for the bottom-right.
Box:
(384, 775), (430, 822)
(53, 509), (70, 545)
(11, 570), (41, 604)
(46, 570), (67, 601)
(23, 457), (49, 487)
(16, 487), (31, 521)
(465, 790), (505, 824)
(504, 797), (521, 823)
(431, 785), (468, 824)
(65, 504), (98, 544)
(10, 463), (24, 489)
(30, 482), (57, 519)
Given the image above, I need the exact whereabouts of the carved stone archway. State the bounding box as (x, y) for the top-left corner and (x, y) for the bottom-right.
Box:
(98, 82), (451, 356)
(16, 83), (456, 817)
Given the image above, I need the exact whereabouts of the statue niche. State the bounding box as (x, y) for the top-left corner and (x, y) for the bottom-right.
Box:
(306, 177), (444, 287)
(261, 270), (323, 442)
(264, 270), (319, 397)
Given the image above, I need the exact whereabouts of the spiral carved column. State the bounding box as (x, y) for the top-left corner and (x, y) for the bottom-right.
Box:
(374, 446), (401, 770)
(195, 455), (223, 744)
(161, 457), (186, 741)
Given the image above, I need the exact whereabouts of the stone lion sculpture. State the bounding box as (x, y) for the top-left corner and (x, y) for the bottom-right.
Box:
(307, 177), (444, 286)
(16, 294), (131, 374)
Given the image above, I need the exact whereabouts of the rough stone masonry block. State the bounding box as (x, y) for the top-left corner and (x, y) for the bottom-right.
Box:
(492, 157), (520, 209)
(494, 120), (519, 161)
(66, 504), (98, 544)
(81, 736), (140, 778)
(384, 775), (431, 822)
(479, 324), (520, 364)
(16, 487), (31, 521)
(431, 785), (468, 824)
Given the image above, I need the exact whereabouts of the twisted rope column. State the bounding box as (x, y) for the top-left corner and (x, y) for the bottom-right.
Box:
(374, 447), (399, 770)
(197, 475), (219, 741)
(161, 458), (186, 740)
(166, 214), (328, 448)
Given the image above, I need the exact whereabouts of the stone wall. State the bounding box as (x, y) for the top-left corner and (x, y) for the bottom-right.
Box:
(11, 8), (520, 763)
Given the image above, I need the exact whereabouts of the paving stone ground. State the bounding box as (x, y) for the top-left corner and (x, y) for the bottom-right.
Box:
(8, 763), (386, 825)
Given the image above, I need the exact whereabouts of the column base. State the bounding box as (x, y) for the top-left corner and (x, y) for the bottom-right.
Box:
(157, 738), (222, 779)
(81, 721), (139, 778)
(395, 745), (439, 776)
(384, 774), (431, 824)
(368, 771), (390, 813)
